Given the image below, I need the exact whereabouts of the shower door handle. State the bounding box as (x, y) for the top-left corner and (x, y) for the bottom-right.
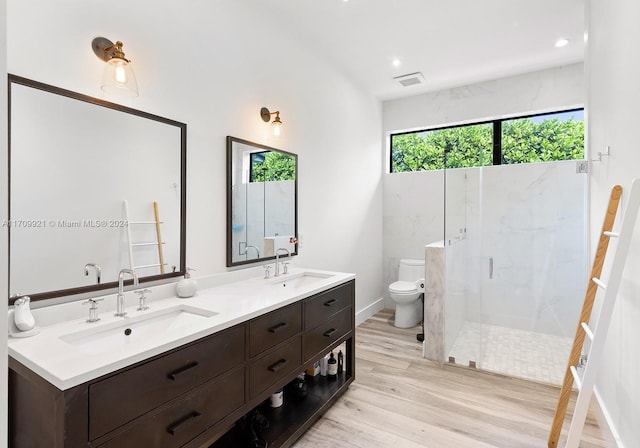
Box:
(489, 257), (494, 279)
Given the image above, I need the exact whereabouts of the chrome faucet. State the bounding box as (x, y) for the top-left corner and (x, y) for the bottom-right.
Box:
(84, 263), (101, 284)
(115, 269), (138, 317)
(274, 248), (290, 277)
(241, 245), (260, 260)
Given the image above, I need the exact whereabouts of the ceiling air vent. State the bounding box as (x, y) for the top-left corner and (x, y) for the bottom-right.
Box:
(394, 72), (425, 87)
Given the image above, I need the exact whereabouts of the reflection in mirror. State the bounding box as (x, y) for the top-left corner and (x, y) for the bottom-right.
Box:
(227, 136), (298, 267)
(8, 75), (186, 302)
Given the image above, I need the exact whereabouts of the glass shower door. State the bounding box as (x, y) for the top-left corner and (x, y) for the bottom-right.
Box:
(444, 160), (586, 384)
(477, 161), (587, 384)
(443, 166), (484, 369)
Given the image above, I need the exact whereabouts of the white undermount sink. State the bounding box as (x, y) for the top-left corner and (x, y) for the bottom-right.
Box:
(59, 305), (218, 355)
(269, 271), (334, 289)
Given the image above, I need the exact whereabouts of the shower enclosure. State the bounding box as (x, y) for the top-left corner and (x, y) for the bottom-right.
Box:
(443, 160), (587, 385)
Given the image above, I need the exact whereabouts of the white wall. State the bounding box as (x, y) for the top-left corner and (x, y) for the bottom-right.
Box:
(588, 0), (640, 445)
(1, 0), (8, 443)
(6, 1), (383, 317)
(382, 64), (584, 308)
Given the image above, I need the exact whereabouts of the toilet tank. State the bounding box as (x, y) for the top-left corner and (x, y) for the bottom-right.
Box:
(398, 258), (425, 281)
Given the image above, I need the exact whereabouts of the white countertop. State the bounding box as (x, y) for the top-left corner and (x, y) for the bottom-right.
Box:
(8, 267), (355, 390)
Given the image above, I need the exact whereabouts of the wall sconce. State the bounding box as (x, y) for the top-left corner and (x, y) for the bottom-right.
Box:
(91, 37), (139, 97)
(260, 107), (283, 136)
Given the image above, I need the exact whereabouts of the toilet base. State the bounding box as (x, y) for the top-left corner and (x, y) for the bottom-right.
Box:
(393, 299), (422, 328)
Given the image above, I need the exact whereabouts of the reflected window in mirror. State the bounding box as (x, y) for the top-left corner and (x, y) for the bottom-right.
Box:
(227, 137), (298, 267)
(249, 151), (296, 183)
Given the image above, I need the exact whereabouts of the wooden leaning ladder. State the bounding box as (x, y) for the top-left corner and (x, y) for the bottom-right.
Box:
(548, 179), (640, 448)
(124, 200), (166, 275)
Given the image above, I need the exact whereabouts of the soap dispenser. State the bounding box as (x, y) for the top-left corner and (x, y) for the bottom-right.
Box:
(176, 268), (197, 298)
(14, 296), (35, 331)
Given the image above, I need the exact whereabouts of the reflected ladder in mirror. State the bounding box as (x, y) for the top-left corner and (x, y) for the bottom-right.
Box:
(124, 200), (166, 275)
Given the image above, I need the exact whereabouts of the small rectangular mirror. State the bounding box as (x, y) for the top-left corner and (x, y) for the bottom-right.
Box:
(226, 136), (298, 266)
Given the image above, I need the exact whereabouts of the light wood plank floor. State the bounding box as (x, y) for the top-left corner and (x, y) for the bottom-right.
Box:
(292, 309), (607, 448)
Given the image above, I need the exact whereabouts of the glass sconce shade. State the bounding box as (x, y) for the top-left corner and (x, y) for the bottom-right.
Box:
(261, 107), (283, 136)
(273, 120), (282, 136)
(101, 58), (139, 97)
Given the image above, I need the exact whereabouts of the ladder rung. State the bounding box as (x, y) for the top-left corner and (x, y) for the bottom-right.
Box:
(569, 366), (582, 391)
(592, 277), (607, 290)
(134, 263), (167, 269)
(129, 221), (164, 225)
(580, 322), (594, 341)
(603, 231), (619, 238)
(132, 242), (166, 247)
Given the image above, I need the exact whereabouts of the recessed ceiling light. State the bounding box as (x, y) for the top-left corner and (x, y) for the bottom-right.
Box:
(555, 38), (569, 48)
(392, 59), (401, 67)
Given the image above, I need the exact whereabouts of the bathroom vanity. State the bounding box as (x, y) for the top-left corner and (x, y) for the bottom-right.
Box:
(8, 269), (355, 448)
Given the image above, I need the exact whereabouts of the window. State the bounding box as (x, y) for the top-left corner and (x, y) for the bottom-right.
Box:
(390, 108), (584, 173)
(249, 151), (296, 182)
(501, 110), (584, 164)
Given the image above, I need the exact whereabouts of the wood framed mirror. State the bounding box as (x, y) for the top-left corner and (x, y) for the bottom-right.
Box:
(8, 75), (187, 303)
(226, 136), (298, 267)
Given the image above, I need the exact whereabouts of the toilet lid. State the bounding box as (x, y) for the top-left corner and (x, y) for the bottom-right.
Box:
(389, 281), (418, 294)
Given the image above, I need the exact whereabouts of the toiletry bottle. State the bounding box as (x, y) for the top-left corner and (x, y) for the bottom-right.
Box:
(337, 350), (344, 374)
(320, 354), (328, 376)
(176, 268), (197, 298)
(327, 351), (337, 381)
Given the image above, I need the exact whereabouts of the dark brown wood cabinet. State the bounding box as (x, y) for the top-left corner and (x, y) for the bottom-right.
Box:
(89, 325), (245, 440)
(248, 302), (302, 357)
(9, 279), (355, 448)
(303, 307), (352, 361)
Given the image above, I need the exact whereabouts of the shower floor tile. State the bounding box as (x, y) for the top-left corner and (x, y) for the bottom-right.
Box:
(448, 321), (572, 385)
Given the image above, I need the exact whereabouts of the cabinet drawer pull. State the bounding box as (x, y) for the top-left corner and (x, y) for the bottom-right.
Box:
(268, 322), (288, 333)
(167, 361), (199, 380)
(323, 328), (337, 338)
(166, 411), (201, 435)
(268, 358), (288, 373)
(323, 299), (337, 307)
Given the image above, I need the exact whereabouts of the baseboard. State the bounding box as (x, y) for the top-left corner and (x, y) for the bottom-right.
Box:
(593, 386), (624, 448)
(355, 297), (384, 326)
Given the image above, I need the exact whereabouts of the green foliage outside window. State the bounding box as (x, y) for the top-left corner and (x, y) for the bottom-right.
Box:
(502, 118), (584, 164)
(391, 116), (584, 172)
(251, 151), (296, 182)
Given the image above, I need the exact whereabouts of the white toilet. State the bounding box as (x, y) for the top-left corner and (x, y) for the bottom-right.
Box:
(389, 258), (425, 328)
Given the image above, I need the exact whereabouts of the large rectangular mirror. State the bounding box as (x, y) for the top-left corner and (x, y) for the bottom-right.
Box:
(8, 75), (186, 302)
(227, 136), (297, 266)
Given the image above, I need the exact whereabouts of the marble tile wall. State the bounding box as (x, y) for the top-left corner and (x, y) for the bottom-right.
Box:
(382, 64), (584, 312)
(423, 242), (444, 360)
(382, 170), (444, 308)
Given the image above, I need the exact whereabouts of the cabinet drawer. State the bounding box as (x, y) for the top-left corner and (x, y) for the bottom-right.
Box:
(249, 336), (301, 399)
(304, 281), (353, 329)
(97, 368), (245, 448)
(89, 325), (245, 440)
(249, 302), (301, 357)
(303, 308), (352, 361)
